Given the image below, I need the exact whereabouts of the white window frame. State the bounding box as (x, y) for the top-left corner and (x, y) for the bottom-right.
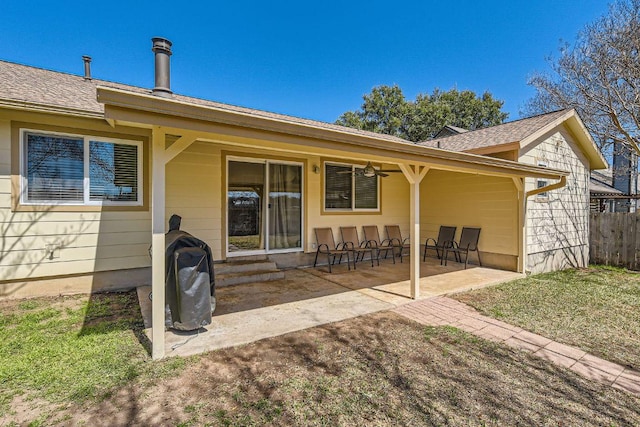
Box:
(324, 161), (381, 212)
(225, 155), (305, 257)
(535, 159), (549, 201)
(20, 129), (143, 206)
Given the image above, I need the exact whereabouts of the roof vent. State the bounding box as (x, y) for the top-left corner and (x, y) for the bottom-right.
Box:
(151, 37), (173, 97)
(82, 55), (92, 81)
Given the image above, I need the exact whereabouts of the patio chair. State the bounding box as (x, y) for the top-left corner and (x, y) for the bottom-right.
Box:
(362, 225), (396, 264)
(313, 227), (352, 273)
(423, 226), (457, 262)
(385, 225), (410, 263)
(443, 227), (482, 269)
(340, 226), (377, 268)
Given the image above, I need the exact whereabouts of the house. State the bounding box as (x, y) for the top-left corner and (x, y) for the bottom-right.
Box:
(0, 38), (606, 358)
(593, 143), (640, 213)
(590, 169), (625, 212)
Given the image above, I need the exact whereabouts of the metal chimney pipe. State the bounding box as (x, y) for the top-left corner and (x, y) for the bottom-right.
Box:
(151, 37), (173, 97)
(82, 55), (92, 81)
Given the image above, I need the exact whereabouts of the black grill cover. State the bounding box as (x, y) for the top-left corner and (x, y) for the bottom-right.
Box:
(165, 227), (216, 331)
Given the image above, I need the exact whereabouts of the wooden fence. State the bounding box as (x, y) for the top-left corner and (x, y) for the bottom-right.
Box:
(590, 212), (640, 270)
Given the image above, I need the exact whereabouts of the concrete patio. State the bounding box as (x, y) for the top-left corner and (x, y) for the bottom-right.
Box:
(137, 257), (522, 357)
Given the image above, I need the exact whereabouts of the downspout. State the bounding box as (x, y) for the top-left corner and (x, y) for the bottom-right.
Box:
(517, 175), (567, 275)
(526, 176), (567, 198)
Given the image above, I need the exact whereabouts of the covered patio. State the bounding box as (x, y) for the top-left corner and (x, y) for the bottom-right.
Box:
(137, 258), (521, 357)
(98, 86), (566, 359)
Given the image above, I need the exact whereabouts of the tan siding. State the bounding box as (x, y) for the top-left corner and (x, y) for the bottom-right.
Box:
(0, 177), (11, 194)
(520, 129), (590, 270)
(2, 257), (150, 280)
(166, 141), (222, 258)
(0, 120), (10, 175)
(2, 231), (150, 251)
(305, 165), (410, 251)
(0, 119), (152, 282)
(420, 170), (518, 256)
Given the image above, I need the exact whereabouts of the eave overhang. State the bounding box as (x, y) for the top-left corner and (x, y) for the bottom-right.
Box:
(519, 109), (608, 170)
(0, 98), (103, 119)
(97, 86), (568, 180)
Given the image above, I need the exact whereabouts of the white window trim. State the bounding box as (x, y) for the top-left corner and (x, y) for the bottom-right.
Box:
(20, 129), (143, 207)
(225, 155), (305, 257)
(535, 159), (549, 201)
(324, 161), (381, 212)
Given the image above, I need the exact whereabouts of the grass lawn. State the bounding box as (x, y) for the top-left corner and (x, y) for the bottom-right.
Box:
(1, 268), (640, 425)
(454, 265), (640, 371)
(0, 291), (193, 425)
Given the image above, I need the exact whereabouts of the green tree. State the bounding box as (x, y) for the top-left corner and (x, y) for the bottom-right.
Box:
(336, 85), (410, 138)
(336, 85), (508, 142)
(525, 0), (640, 154)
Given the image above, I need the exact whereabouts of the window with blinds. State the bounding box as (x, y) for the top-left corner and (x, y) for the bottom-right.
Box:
(324, 162), (379, 211)
(22, 131), (142, 206)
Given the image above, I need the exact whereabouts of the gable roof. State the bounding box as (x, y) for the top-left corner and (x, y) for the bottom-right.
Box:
(420, 110), (569, 151)
(0, 59), (572, 181)
(418, 109), (607, 170)
(0, 59), (410, 144)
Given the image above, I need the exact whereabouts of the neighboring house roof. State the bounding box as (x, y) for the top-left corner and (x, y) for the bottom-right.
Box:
(418, 109), (608, 170)
(432, 125), (468, 139)
(590, 168), (633, 196)
(0, 60), (409, 144)
(590, 177), (623, 196)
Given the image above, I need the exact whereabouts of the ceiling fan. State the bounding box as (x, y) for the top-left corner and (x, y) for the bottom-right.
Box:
(337, 162), (402, 178)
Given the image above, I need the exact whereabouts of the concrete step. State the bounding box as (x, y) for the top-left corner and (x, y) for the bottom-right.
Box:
(215, 269), (285, 287)
(215, 260), (279, 275)
(222, 254), (268, 262)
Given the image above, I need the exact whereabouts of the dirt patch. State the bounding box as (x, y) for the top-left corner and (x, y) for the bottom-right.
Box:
(32, 311), (640, 426)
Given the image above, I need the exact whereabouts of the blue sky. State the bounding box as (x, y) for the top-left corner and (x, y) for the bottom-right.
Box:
(2, 0), (610, 123)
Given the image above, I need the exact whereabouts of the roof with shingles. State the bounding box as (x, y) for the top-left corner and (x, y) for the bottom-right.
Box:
(0, 59), (605, 171)
(590, 177), (623, 195)
(418, 109), (572, 152)
(0, 59), (410, 144)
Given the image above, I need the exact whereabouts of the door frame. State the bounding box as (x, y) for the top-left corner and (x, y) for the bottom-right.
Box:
(225, 155), (305, 258)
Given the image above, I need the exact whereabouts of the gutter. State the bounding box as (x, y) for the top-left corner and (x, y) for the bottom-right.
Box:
(0, 98), (103, 119)
(526, 176), (567, 198)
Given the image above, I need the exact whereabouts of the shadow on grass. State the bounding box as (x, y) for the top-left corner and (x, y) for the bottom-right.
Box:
(78, 290), (151, 357)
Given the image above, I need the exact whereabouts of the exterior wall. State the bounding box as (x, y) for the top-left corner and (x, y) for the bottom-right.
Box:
(166, 141), (222, 259)
(420, 170), (519, 271)
(0, 115), (152, 297)
(520, 129), (590, 273)
(305, 155), (410, 255)
(166, 144), (411, 264)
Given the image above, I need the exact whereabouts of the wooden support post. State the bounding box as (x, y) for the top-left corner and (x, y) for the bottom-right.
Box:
(151, 127), (166, 360)
(409, 179), (420, 299)
(400, 164), (429, 300)
(513, 177), (527, 274)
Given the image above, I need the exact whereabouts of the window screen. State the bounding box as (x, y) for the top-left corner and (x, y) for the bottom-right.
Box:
(324, 163), (379, 211)
(325, 164), (352, 209)
(90, 141), (138, 202)
(354, 171), (378, 209)
(25, 133), (84, 202)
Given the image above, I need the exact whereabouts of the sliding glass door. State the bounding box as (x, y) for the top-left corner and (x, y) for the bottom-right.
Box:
(227, 158), (302, 255)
